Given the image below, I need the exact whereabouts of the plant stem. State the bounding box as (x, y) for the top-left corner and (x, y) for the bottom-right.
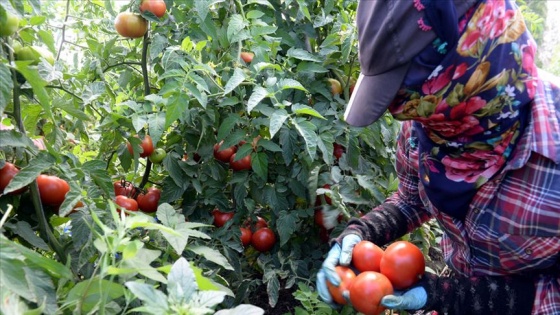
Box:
(56, 0), (71, 61)
(138, 28), (152, 190)
(7, 39), (66, 263)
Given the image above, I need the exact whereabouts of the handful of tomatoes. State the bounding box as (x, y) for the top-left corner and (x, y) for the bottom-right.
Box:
(327, 240), (426, 315)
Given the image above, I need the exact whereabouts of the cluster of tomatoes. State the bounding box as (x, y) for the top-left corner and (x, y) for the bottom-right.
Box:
(114, 0), (166, 39)
(212, 208), (277, 252)
(328, 240), (426, 315)
(126, 135), (167, 164)
(113, 180), (161, 214)
(1, 162), (73, 213)
(213, 138), (259, 172)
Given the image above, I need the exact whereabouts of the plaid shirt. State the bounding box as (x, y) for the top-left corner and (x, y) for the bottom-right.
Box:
(389, 70), (560, 314)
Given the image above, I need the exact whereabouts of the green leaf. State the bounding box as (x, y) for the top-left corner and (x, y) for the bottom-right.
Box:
(227, 14), (250, 43)
(156, 203), (180, 228)
(296, 62), (329, 74)
(187, 245), (234, 270)
(293, 105), (326, 120)
(148, 112), (166, 145)
(251, 152), (268, 180)
(257, 139), (282, 152)
(293, 119), (318, 160)
(217, 114), (241, 142)
(13, 221), (49, 251)
(165, 94), (189, 127)
(247, 0), (274, 9)
(0, 63), (13, 115)
(66, 278), (125, 313)
(247, 86), (268, 112)
(125, 282), (169, 311)
(223, 68), (246, 95)
(276, 210), (297, 246)
(167, 257), (197, 303)
(22, 266), (58, 314)
(286, 48), (321, 62)
(246, 10), (265, 19)
(4, 152), (55, 194)
(14, 61), (51, 114)
(269, 109), (288, 139)
(0, 130), (37, 150)
(266, 275), (280, 307)
(278, 79), (307, 92)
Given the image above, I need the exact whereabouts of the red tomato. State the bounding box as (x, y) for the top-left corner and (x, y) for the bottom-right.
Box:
(115, 195), (139, 212)
(349, 271), (393, 315)
(127, 135), (154, 158)
(327, 266), (356, 305)
(114, 180), (136, 197)
(240, 51), (254, 63)
(240, 227), (252, 247)
(212, 208), (234, 227)
(380, 241), (425, 290)
(229, 153), (251, 171)
(114, 12), (148, 38)
(146, 186), (161, 197)
(0, 162), (26, 195)
(248, 216), (268, 231)
(352, 240), (384, 272)
(333, 143), (345, 160)
(37, 175), (70, 206)
(137, 189), (160, 213)
(251, 227), (276, 252)
(213, 141), (237, 163)
(319, 227), (330, 243)
(139, 0), (167, 18)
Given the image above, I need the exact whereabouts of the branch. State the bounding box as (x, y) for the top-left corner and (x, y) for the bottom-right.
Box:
(138, 30), (152, 190)
(103, 61), (142, 73)
(46, 84), (83, 101)
(56, 0), (71, 61)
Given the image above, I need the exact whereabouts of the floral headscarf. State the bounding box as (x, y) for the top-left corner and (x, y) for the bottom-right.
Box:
(388, 0), (537, 219)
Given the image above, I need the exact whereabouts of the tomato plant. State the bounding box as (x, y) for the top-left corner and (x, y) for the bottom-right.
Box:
(327, 266), (356, 305)
(114, 12), (147, 38)
(349, 271), (394, 315)
(139, 0), (166, 18)
(352, 240), (384, 272)
(380, 241), (426, 290)
(251, 228), (276, 252)
(36, 175), (70, 207)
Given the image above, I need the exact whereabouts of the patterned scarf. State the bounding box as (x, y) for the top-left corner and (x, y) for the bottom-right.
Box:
(388, 0), (538, 219)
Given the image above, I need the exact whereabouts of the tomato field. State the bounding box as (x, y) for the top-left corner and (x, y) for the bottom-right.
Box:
(0, 0), (553, 314)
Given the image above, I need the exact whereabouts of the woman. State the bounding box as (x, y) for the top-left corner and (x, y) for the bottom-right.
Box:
(316, 0), (560, 314)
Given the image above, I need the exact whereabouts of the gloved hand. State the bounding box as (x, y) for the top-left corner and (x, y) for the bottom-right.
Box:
(316, 234), (362, 306)
(381, 286), (427, 311)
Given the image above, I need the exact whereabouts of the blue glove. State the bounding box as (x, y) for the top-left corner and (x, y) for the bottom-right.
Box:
(381, 286), (427, 310)
(316, 234), (362, 306)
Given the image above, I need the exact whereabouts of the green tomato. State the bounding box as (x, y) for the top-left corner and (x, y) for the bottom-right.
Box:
(15, 46), (55, 65)
(149, 148), (167, 164)
(0, 10), (20, 37)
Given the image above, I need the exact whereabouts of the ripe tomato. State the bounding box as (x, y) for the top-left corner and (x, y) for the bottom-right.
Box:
(229, 153), (251, 171)
(240, 51), (254, 63)
(127, 135), (154, 158)
(0, 162), (26, 195)
(333, 143), (345, 160)
(352, 240), (384, 272)
(139, 0), (166, 18)
(327, 266), (356, 305)
(37, 174), (70, 206)
(212, 208), (234, 227)
(114, 12), (148, 38)
(115, 195), (139, 212)
(114, 180), (135, 197)
(327, 78), (342, 95)
(349, 271), (393, 315)
(247, 216), (268, 231)
(146, 186), (161, 197)
(137, 189), (160, 213)
(251, 227), (276, 252)
(380, 241), (425, 290)
(240, 227), (252, 247)
(149, 148), (166, 164)
(213, 141), (237, 163)
(314, 208), (325, 228)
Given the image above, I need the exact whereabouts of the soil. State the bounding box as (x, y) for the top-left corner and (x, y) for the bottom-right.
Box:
(249, 284), (299, 315)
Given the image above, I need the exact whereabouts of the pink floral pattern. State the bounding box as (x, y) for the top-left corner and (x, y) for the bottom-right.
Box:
(388, 0), (537, 216)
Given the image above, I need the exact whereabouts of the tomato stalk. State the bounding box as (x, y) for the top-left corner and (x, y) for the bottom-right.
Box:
(138, 27), (152, 190)
(6, 38), (66, 263)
